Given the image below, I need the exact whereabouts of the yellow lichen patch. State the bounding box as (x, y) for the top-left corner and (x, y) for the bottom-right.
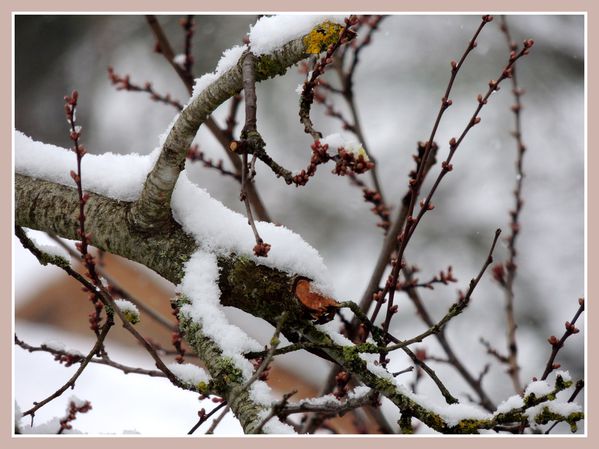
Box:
(357, 146), (368, 159)
(303, 21), (344, 54)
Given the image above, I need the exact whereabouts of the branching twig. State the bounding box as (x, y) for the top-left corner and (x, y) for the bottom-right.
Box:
(48, 233), (179, 333)
(20, 312), (113, 421)
(57, 399), (92, 434)
(367, 15), (498, 337)
(493, 15), (529, 395)
(15, 336), (169, 379)
(540, 299), (584, 381)
(144, 15), (271, 223)
(239, 51), (270, 257)
(188, 401), (227, 435)
(107, 67), (184, 111)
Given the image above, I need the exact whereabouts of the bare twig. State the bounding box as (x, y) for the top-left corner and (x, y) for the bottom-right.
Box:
(144, 15), (271, 223)
(540, 299), (584, 381)
(107, 67), (184, 110)
(21, 313), (113, 420)
(48, 233), (178, 333)
(239, 51), (270, 257)
(188, 401), (227, 435)
(494, 15), (529, 395)
(57, 399), (92, 434)
(15, 336), (168, 379)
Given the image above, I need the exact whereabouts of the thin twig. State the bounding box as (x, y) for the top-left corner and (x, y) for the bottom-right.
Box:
(239, 51), (270, 257)
(540, 299), (584, 381)
(21, 314), (113, 420)
(48, 233), (178, 333)
(145, 15), (271, 223)
(205, 402), (231, 434)
(188, 401), (227, 435)
(16, 226), (191, 392)
(496, 15), (528, 395)
(15, 336), (168, 379)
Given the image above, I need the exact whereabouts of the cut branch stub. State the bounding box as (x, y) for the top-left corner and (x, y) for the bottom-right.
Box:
(294, 278), (341, 323)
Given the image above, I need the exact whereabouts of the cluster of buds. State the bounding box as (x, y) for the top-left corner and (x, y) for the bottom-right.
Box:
(52, 351), (83, 368)
(362, 188), (391, 231)
(399, 266), (457, 291)
(292, 141), (332, 186)
(332, 147), (374, 176)
(64, 90), (78, 122)
(107, 66), (183, 110)
(253, 241), (272, 257)
(492, 263), (506, 286)
(59, 400), (92, 434)
(334, 370), (351, 399)
(87, 297), (104, 333)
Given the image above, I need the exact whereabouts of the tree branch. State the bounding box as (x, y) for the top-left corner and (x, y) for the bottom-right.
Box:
(129, 22), (347, 233)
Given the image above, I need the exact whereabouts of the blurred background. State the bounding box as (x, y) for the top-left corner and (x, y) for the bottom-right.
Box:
(14, 14), (584, 434)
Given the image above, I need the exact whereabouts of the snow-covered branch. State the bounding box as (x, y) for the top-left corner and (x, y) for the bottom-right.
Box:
(129, 18), (348, 233)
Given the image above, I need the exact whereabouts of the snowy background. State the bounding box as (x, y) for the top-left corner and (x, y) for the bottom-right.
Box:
(14, 14), (584, 435)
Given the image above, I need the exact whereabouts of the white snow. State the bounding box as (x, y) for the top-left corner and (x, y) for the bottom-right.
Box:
(18, 395), (88, 435)
(176, 250), (297, 433)
(167, 362), (211, 386)
(249, 381), (277, 406)
(177, 250), (263, 380)
(189, 45), (247, 102)
(524, 379), (553, 398)
(172, 172), (333, 294)
(173, 54), (186, 66)
(15, 132), (332, 292)
(525, 401), (582, 426)
(494, 394), (525, 415)
(554, 370), (572, 382)
(298, 393), (339, 407)
(14, 402), (22, 428)
(434, 403), (491, 427)
(68, 395), (90, 409)
(347, 385), (371, 400)
(257, 409), (296, 434)
(113, 299), (140, 323)
(249, 15), (346, 56)
(297, 385), (370, 408)
(544, 401), (582, 416)
(320, 133), (366, 157)
(19, 417), (81, 434)
(41, 339), (84, 357)
(26, 230), (70, 263)
(215, 45), (246, 74)
(15, 131), (159, 202)
(41, 339), (66, 352)
(359, 353), (395, 381)
(315, 320), (352, 346)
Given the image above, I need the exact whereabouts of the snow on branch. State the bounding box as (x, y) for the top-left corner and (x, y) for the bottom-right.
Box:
(129, 16), (349, 233)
